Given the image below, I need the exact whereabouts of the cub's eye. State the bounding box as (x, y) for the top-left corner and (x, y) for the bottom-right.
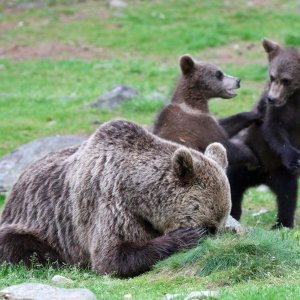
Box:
(282, 78), (291, 86)
(270, 75), (275, 82)
(215, 70), (223, 80)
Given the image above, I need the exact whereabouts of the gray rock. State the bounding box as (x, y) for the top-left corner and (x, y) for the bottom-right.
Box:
(223, 215), (245, 233)
(0, 283), (96, 300)
(51, 275), (74, 284)
(225, 215), (241, 228)
(0, 135), (86, 193)
(109, 0), (128, 8)
(88, 85), (139, 110)
(256, 184), (269, 192)
(184, 290), (219, 300)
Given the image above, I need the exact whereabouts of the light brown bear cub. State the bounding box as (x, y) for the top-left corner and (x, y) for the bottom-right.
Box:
(154, 55), (260, 166)
(0, 120), (231, 277)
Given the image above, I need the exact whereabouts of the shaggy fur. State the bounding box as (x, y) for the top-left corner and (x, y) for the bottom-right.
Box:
(153, 55), (260, 167)
(0, 120), (231, 277)
(229, 39), (300, 228)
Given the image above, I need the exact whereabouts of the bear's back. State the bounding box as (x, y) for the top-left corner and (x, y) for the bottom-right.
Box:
(154, 104), (227, 152)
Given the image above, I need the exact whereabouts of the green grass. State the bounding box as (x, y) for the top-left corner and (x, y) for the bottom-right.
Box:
(1, 0), (300, 299)
(0, 229), (299, 299)
(1, 0), (300, 55)
(0, 195), (4, 214)
(0, 58), (171, 156)
(153, 229), (300, 283)
(0, 58), (267, 156)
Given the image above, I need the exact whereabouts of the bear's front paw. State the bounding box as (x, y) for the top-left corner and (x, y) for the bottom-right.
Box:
(167, 227), (209, 249)
(246, 110), (264, 125)
(283, 151), (300, 172)
(253, 111), (264, 125)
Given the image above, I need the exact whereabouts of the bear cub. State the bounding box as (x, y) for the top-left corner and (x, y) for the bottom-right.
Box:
(229, 38), (300, 228)
(0, 120), (231, 277)
(153, 55), (260, 167)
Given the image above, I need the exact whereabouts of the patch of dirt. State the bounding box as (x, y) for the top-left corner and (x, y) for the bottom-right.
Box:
(0, 18), (50, 34)
(197, 41), (266, 66)
(1, 6), (109, 32)
(0, 42), (113, 60)
(60, 9), (110, 23)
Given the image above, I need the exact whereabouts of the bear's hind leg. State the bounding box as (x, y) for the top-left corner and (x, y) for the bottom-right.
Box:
(228, 166), (265, 220)
(267, 169), (298, 229)
(0, 225), (62, 265)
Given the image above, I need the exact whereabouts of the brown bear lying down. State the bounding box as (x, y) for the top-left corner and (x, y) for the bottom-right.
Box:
(0, 120), (231, 277)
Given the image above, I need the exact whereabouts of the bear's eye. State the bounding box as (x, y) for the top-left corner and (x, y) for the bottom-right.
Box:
(282, 78), (291, 86)
(270, 75), (275, 82)
(215, 70), (223, 80)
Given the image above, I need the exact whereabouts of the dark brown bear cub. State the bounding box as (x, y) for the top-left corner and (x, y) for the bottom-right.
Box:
(229, 38), (300, 228)
(0, 120), (231, 277)
(153, 55), (260, 166)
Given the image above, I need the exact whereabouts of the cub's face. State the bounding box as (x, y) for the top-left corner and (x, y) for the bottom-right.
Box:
(180, 55), (241, 99)
(164, 143), (231, 233)
(263, 38), (300, 107)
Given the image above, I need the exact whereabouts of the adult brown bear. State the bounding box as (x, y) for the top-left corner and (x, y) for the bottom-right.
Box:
(0, 120), (231, 277)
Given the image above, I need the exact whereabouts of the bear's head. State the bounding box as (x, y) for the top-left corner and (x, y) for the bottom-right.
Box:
(179, 54), (241, 100)
(160, 142), (231, 233)
(262, 38), (300, 107)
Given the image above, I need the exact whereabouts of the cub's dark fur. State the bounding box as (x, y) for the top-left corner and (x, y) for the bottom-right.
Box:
(153, 55), (260, 167)
(0, 120), (231, 277)
(230, 39), (300, 228)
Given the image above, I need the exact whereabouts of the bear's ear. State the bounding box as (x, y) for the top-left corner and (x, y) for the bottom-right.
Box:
(204, 143), (228, 170)
(180, 54), (195, 75)
(172, 148), (195, 184)
(262, 38), (280, 59)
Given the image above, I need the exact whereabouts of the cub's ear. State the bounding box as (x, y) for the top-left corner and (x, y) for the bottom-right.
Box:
(262, 38), (280, 60)
(172, 148), (195, 184)
(204, 143), (228, 170)
(180, 54), (195, 75)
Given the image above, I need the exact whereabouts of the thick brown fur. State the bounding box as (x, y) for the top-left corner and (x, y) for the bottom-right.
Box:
(0, 120), (231, 277)
(153, 55), (260, 166)
(229, 39), (300, 228)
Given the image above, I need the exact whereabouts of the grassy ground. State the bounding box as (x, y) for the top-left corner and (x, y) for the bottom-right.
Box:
(1, 0), (300, 299)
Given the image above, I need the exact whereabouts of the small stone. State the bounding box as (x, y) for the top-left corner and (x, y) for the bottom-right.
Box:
(124, 294), (133, 299)
(0, 283), (97, 300)
(52, 275), (74, 284)
(184, 290), (219, 300)
(18, 21), (24, 27)
(87, 85), (139, 110)
(223, 215), (245, 233)
(109, 0), (127, 8)
(256, 184), (269, 192)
